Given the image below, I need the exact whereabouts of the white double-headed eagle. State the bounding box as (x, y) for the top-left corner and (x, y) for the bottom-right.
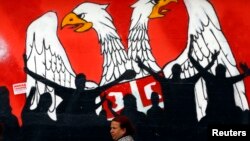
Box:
(26, 0), (248, 121)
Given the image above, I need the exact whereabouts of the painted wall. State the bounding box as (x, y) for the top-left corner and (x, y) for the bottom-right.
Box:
(0, 0), (250, 140)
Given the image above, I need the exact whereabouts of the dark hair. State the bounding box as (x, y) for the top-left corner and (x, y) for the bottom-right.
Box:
(112, 115), (135, 136)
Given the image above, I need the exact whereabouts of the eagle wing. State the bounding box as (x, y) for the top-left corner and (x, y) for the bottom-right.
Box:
(100, 36), (131, 85)
(163, 0), (248, 120)
(26, 12), (97, 120)
(128, 0), (161, 79)
(128, 23), (161, 78)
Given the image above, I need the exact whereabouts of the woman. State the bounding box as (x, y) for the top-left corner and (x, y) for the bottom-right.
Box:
(110, 116), (135, 141)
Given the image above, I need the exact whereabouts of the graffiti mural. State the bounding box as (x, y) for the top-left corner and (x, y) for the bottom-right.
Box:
(0, 0), (250, 140)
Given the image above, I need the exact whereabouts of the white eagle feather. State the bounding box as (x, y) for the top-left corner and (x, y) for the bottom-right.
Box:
(26, 12), (98, 121)
(26, 3), (132, 120)
(62, 3), (131, 86)
(163, 0), (249, 120)
(131, 0), (248, 121)
(128, 0), (161, 78)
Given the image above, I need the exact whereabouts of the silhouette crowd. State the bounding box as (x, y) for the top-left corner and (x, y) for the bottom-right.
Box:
(0, 35), (250, 141)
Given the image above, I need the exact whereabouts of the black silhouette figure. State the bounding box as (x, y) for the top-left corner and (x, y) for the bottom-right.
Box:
(22, 87), (52, 124)
(20, 87), (54, 141)
(146, 92), (164, 140)
(107, 99), (119, 117)
(120, 94), (152, 141)
(189, 35), (250, 124)
(137, 54), (217, 122)
(98, 93), (117, 121)
(121, 94), (147, 125)
(0, 86), (20, 141)
(23, 54), (136, 116)
(23, 54), (135, 140)
(136, 40), (218, 140)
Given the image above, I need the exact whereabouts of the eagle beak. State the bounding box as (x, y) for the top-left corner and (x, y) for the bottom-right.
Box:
(149, 0), (177, 19)
(61, 12), (93, 32)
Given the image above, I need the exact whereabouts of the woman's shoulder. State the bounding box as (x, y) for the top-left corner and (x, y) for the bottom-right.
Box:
(118, 135), (134, 141)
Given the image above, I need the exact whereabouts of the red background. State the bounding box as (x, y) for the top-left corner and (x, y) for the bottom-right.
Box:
(0, 0), (249, 124)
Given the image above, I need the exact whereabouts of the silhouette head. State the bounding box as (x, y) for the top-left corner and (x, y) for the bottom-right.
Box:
(172, 64), (182, 78)
(151, 92), (160, 107)
(75, 73), (86, 89)
(216, 64), (226, 77)
(123, 94), (137, 109)
(37, 92), (52, 113)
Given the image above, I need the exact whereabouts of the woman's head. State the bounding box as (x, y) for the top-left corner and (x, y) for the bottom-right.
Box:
(110, 116), (135, 141)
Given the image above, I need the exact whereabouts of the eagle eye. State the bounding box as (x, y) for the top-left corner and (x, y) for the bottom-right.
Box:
(77, 13), (85, 19)
(150, 0), (159, 5)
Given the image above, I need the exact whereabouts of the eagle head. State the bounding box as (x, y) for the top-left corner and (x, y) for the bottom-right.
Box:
(61, 3), (109, 32)
(149, 0), (177, 18)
